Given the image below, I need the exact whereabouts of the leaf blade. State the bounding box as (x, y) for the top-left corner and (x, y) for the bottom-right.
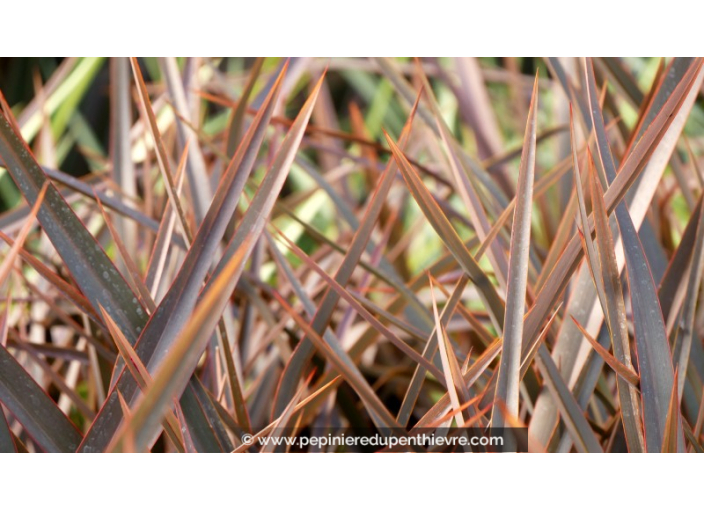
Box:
(0, 343), (82, 452)
(585, 57), (684, 452)
(493, 74), (538, 427)
(386, 134), (505, 334)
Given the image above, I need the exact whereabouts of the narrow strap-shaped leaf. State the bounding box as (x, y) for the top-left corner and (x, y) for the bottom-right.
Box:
(145, 141), (188, 296)
(571, 124), (606, 310)
(226, 58), (265, 157)
(271, 90), (419, 417)
(0, 182), (49, 287)
(110, 57), (137, 273)
(397, 275), (468, 426)
(387, 135), (505, 334)
(587, 160), (644, 451)
(131, 57), (194, 245)
(263, 285), (416, 443)
(430, 278), (472, 426)
(493, 75), (538, 428)
(173, 402), (197, 453)
(260, 374), (313, 454)
(570, 317), (639, 388)
(533, 123), (602, 294)
(528, 57), (703, 448)
(0, 94), (145, 345)
(416, 65), (509, 290)
(570, 112), (645, 451)
(519, 58), (703, 374)
(543, 57), (592, 135)
(100, 305), (185, 453)
(671, 195), (704, 400)
(183, 379), (234, 453)
(662, 370), (681, 453)
(0, 408), (15, 453)
(585, 58), (684, 452)
(80, 64), (291, 451)
(109, 75), (323, 452)
(115, 391), (135, 451)
(535, 345), (603, 453)
(108, 239), (249, 452)
(659, 197), (703, 324)
(0, 343), (82, 452)
(519, 307), (563, 380)
(619, 207), (683, 452)
(272, 228), (443, 380)
(159, 57), (212, 223)
(0, 307), (15, 453)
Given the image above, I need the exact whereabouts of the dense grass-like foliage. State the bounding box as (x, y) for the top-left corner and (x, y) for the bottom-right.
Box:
(0, 57), (703, 452)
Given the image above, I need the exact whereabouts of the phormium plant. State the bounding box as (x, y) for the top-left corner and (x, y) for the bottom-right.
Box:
(0, 57), (702, 452)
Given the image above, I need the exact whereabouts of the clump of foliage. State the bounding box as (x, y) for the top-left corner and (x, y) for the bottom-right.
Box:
(0, 57), (702, 452)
